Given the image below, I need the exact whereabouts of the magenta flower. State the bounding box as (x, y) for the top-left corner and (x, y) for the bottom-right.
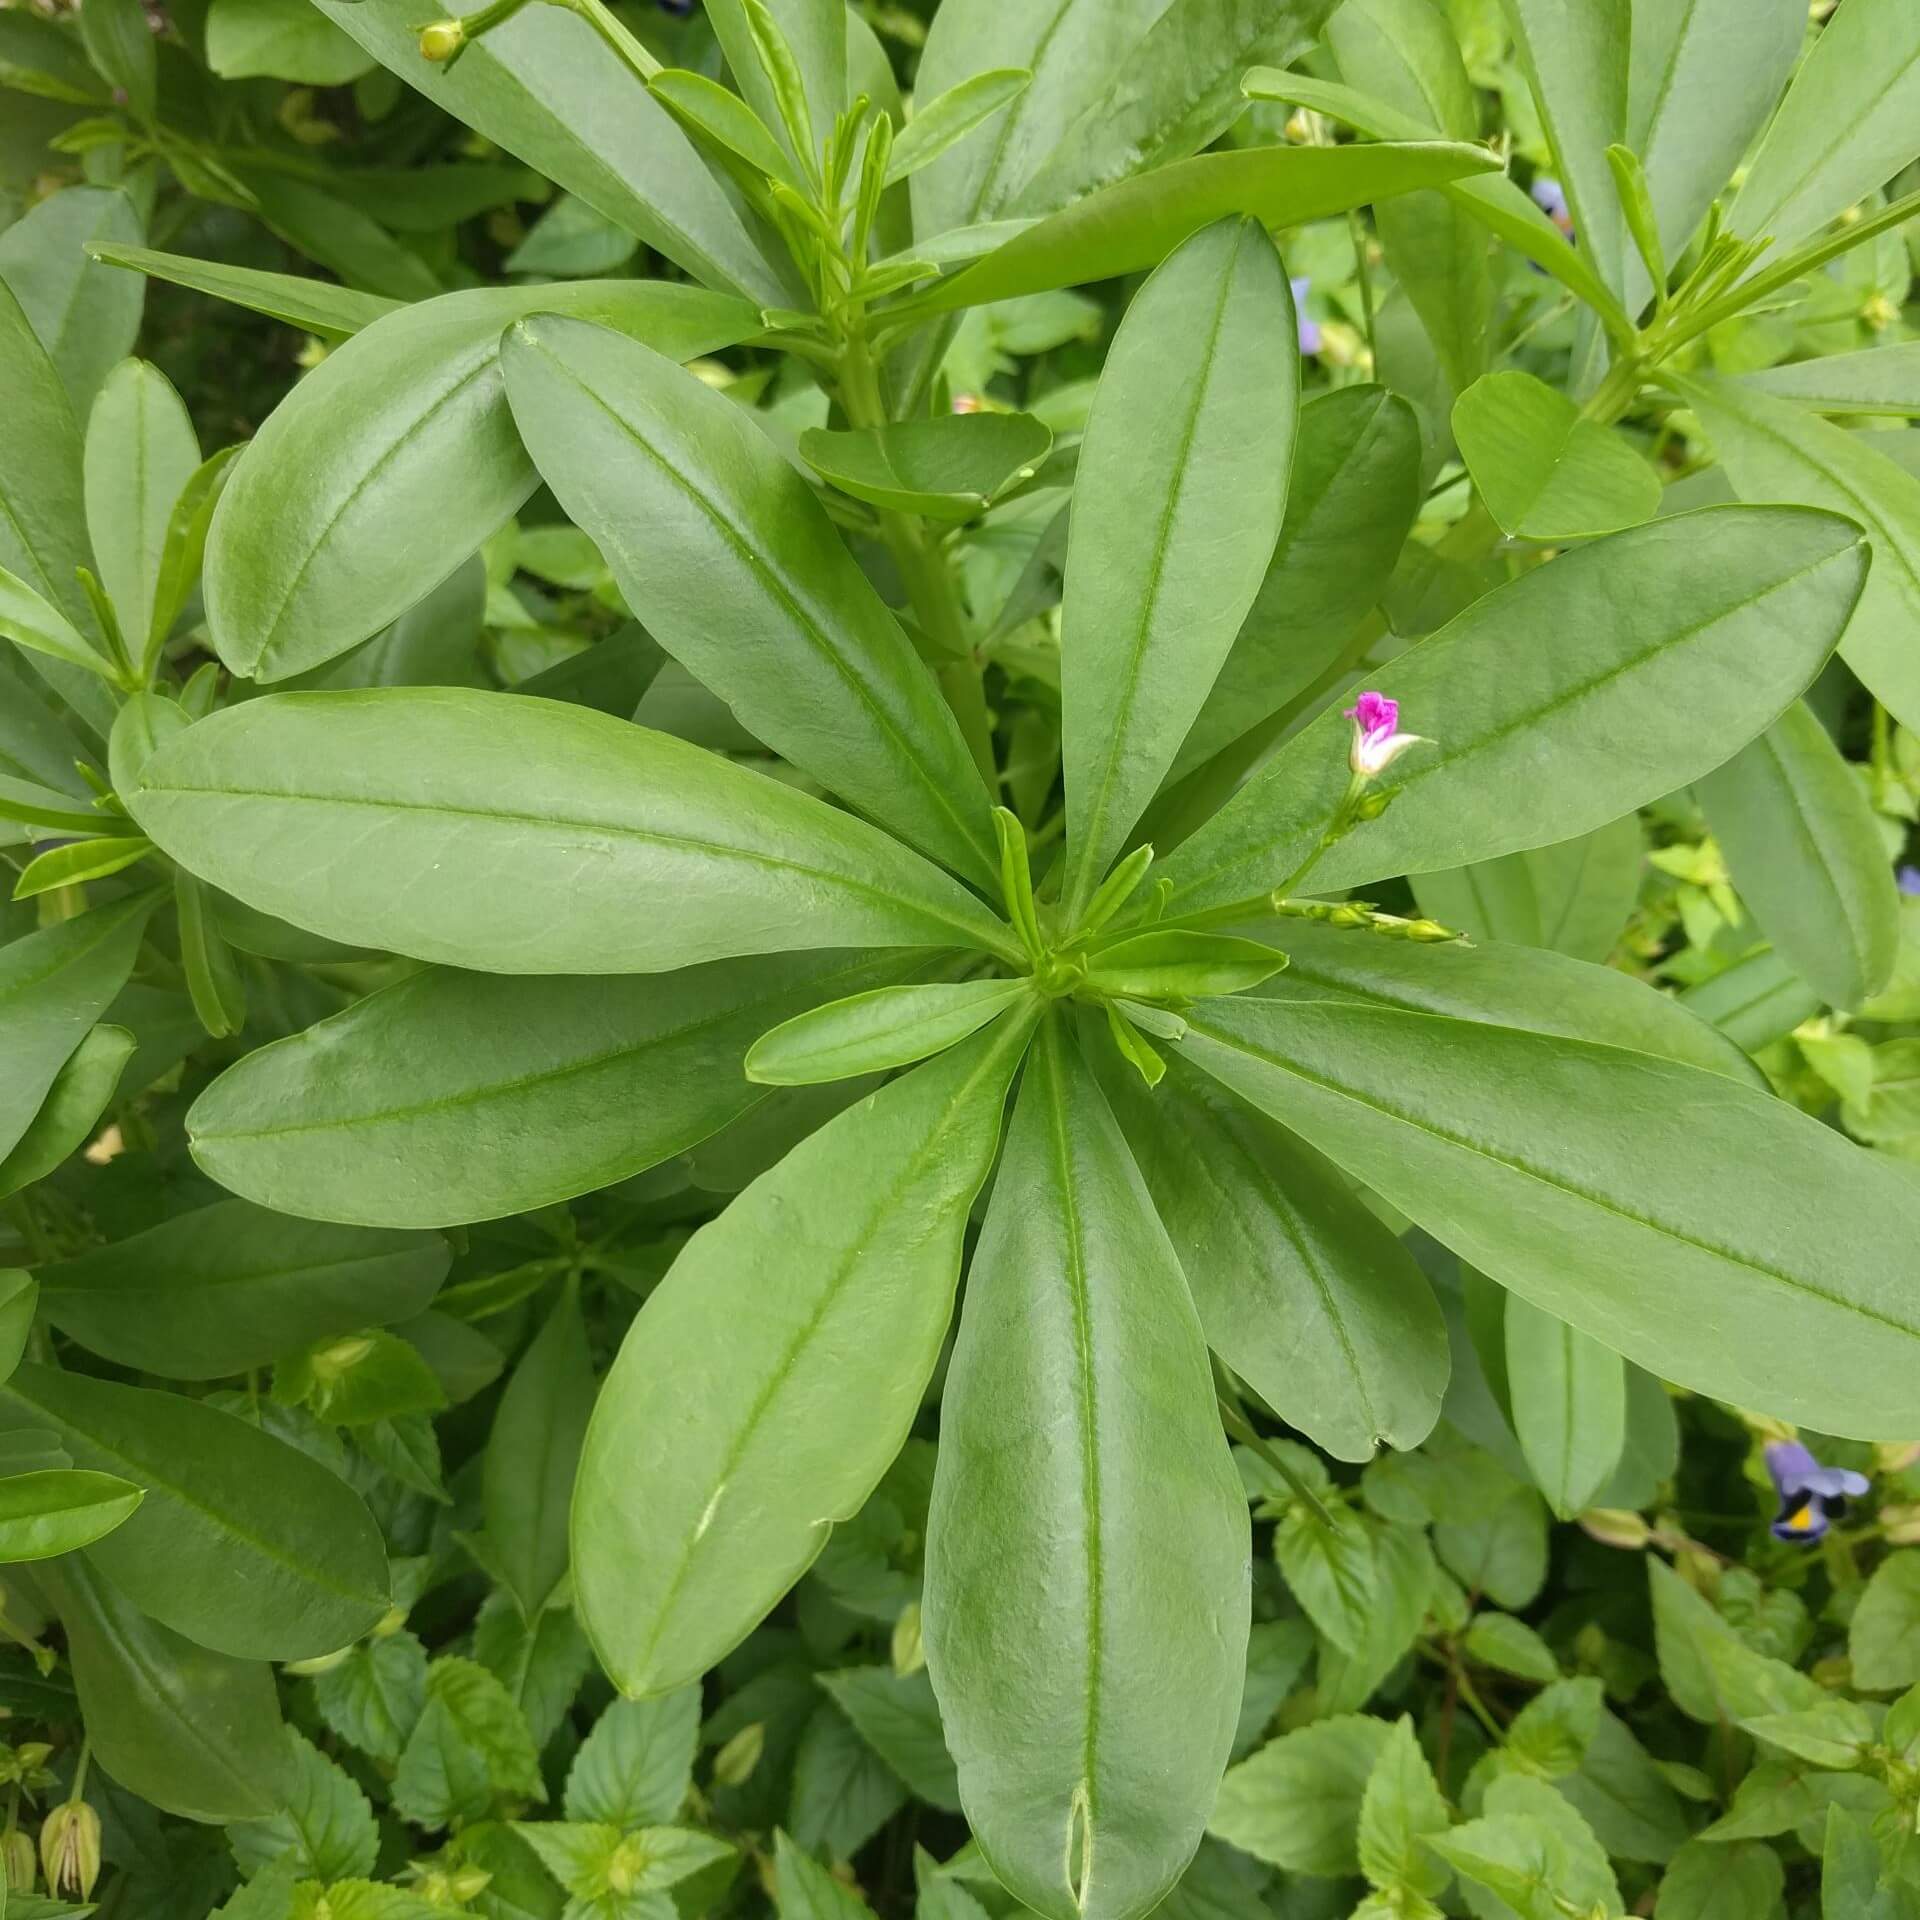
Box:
(1343, 691), (1427, 780)
(1291, 277), (1322, 357)
(1765, 1440), (1867, 1544)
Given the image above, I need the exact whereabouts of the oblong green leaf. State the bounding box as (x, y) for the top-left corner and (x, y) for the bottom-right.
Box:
(205, 282), (761, 682)
(1159, 506), (1870, 915)
(0, 561), (117, 681)
(888, 68), (1031, 183)
(574, 1012), (1032, 1696)
(0, 1467), (143, 1561)
(1731, 0), (1920, 248)
(1181, 995), (1920, 1437)
(36, 1197), (449, 1378)
(1170, 386), (1422, 785)
(188, 949), (925, 1228)
(1453, 370), (1659, 539)
(0, 892), (154, 1163)
(0, 184), (142, 416)
(88, 240), (401, 338)
(1697, 700), (1899, 1009)
(0, 1270), (34, 1385)
(1099, 1051), (1446, 1461)
(0, 1363), (390, 1659)
(84, 357), (200, 649)
(40, 1554), (291, 1823)
(1061, 217), (1297, 916)
(647, 67), (799, 187)
(315, 0), (792, 304)
(746, 977), (1031, 1085)
(1082, 931), (1287, 1000)
(915, 141), (1500, 314)
(924, 1020), (1248, 1920)
(798, 412), (1052, 521)
(1669, 373), (1920, 736)
(1505, 1294), (1626, 1519)
(126, 689), (1021, 974)
(499, 313), (1000, 891)
(12, 834), (153, 900)
(0, 1022), (133, 1201)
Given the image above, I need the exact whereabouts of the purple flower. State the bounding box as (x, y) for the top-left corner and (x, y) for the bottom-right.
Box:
(1765, 1440), (1868, 1544)
(1343, 690), (1427, 779)
(1899, 864), (1920, 897)
(1531, 175), (1575, 240)
(1291, 276), (1322, 357)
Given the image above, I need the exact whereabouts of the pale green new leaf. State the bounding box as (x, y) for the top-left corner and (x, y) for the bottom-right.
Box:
(746, 979), (1031, 1085)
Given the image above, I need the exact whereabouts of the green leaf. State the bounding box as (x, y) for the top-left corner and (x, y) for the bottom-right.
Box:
(1185, 992), (1920, 1436)
(1099, 1055), (1446, 1461)
(0, 186), (142, 417)
(0, 1022), (132, 1201)
(1730, 0), (1920, 248)
(576, 1013), (1030, 1696)
(1507, 1675), (1603, 1778)
(205, 0), (373, 84)
(1169, 386), (1422, 786)
(0, 894), (153, 1164)
(914, 142), (1500, 315)
(1081, 932), (1287, 1000)
(1501, 0), (1631, 307)
(1426, 1774), (1619, 1920)
(127, 690), (1021, 973)
(1742, 1702), (1876, 1771)
(37, 1196), (447, 1379)
(1656, 1838), (1785, 1920)
(40, 1552), (291, 1823)
(0, 1467), (141, 1562)
(1850, 1551), (1920, 1692)
(312, 1629), (429, 1766)
(313, 0), (792, 306)
(923, 1021), (1247, 1920)
(774, 1831), (874, 1920)
(498, 313), (999, 890)
(472, 1594), (592, 1751)
(1059, 217), (1297, 916)
(1822, 1805), (1920, 1920)
(1625, 0), (1802, 315)
(144, 446), (241, 669)
(1505, 1294), (1626, 1518)
(0, 562), (118, 683)
(1209, 1714), (1392, 1874)
(187, 949), (925, 1228)
(1357, 1716), (1449, 1898)
(1316, 1521), (1436, 1715)
(1672, 372), (1920, 737)
(1650, 1558), (1825, 1725)
(798, 413), (1051, 522)
(1555, 1708), (1690, 1865)
(1698, 701), (1898, 1009)
(230, 1727), (380, 1885)
(393, 1656), (545, 1829)
(0, 1363), (390, 1661)
(648, 67), (802, 188)
(1453, 371), (1659, 539)
(565, 1690), (701, 1828)
(1465, 1613), (1560, 1684)
(1274, 1501), (1376, 1655)
(889, 70), (1030, 186)
(789, 1702), (908, 1861)
(816, 1667), (961, 1812)
(204, 284), (760, 683)
(87, 242), (400, 340)
(705, 0), (843, 177)
(12, 833), (152, 900)
(83, 358), (199, 655)
(746, 978), (1030, 1085)
(1742, 344), (1920, 419)
(512, 1820), (627, 1901)
(483, 1281), (594, 1622)
(1159, 506), (1869, 916)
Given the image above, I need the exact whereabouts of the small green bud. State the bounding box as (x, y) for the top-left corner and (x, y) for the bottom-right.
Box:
(713, 1721), (765, 1787)
(1353, 789), (1393, 821)
(1327, 904), (1370, 928)
(1406, 919), (1458, 943)
(40, 1801), (101, 1901)
(419, 19), (466, 60)
(891, 1601), (925, 1677)
(3, 1828), (35, 1892)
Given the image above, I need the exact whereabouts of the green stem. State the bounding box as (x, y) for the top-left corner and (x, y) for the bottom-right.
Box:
(1213, 1360), (1334, 1527)
(1577, 349), (1647, 427)
(837, 332), (999, 785)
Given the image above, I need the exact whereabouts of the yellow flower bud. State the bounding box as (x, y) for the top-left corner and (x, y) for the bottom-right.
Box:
(1579, 1508), (1652, 1550)
(40, 1801), (101, 1900)
(2, 1829), (34, 1892)
(419, 19), (466, 61)
(713, 1721), (765, 1787)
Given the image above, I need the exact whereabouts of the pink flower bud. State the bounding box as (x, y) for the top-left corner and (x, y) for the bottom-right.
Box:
(1342, 690), (1428, 780)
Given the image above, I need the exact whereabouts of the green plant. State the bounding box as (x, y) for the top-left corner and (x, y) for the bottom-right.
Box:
(3, 0), (1920, 1916)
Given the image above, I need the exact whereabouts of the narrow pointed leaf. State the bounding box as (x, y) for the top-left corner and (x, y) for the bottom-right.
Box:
(574, 1014), (1032, 1696)
(746, 978), (1032, 1085)
(925, 1021), (1249, 1920)
(88, 241), (401, 338)
(204, 283), (760, 682)
(1182, 995), (1920, 1437)
(126, 690), (1022, 973)
(1159, 506), (1869, 915)
(188, 950), (925, 1228)
(888, 69), (1031, 184)
(1061, 217), (1296, 916)
(0, 1363), (390, 1659)
(1741, 345), (1920, 418)
(500, 314), (999, 890)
